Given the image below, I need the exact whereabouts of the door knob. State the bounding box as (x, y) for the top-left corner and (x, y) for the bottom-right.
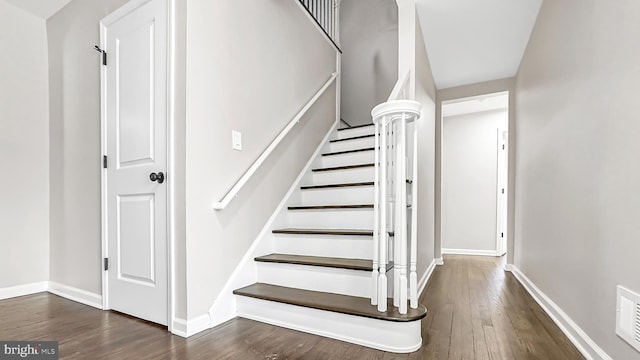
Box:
(149, 172), (165, 184)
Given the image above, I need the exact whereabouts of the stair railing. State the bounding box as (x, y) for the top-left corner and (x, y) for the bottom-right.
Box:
(371, 71), (421, 315)
(298, 0), (342, 50)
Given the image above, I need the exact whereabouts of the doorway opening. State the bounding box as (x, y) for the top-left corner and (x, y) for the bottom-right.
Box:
(440, 91), (509, 257)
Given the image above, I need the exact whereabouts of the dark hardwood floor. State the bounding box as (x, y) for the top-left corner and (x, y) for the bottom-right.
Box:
(0, 255), (584, 359)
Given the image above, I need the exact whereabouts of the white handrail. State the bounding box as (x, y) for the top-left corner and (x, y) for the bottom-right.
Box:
(387, 70), (411, 102)
(213, 73), (338, 210)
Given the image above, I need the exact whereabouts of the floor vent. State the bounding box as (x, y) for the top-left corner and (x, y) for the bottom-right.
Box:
(616, 285), (640, 352)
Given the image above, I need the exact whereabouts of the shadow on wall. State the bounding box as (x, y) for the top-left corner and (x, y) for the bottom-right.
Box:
(340, 0), (398, 126)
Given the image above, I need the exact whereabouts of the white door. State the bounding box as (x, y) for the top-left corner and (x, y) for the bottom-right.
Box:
(103, 0), (168, 325)
(496, 130), (508, 256)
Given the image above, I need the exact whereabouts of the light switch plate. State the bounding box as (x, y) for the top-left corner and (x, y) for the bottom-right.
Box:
(232, 130), (242, 151)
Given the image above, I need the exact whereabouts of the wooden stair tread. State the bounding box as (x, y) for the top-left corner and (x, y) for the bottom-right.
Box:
(329, 134), (375, 143)
(301, 182), (373, 190)
(312, 163), (374, 172)
(337, 123), (374, 131)
(255, 253), (389, 271)
(234, 283), (427, 322)
(272, 228), (373, 236)
(322, 148), (374, 157)
(288, 204), (373, 210)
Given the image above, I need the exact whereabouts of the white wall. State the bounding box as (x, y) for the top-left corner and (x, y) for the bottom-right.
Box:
(47, 0), (130, 295)
(414, 14), (436, 275)
(516, 0), (640, 358)
(0, 2), (50, 288)
(340, 0), (397, 126)
(185, 0), (338, 319)
(442, 109), (507, 253)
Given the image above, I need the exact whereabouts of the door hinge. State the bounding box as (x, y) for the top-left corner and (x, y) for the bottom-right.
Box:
(501, 232), (504, 238)
(502, 144), (505, 150)
(103, 155), (108, 169)
(94, 45), (107, 66)
(104, 258), (109, 271)
(501, 188), (505, 194)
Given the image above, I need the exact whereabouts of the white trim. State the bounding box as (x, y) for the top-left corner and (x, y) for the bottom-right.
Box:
(509, 266), (613, 360)
(441, 248), (498, 257)
(99, 6), (109, 312)
(417, 259), (438, 298)
(208, 121), (340, 328)
(48, 282), (103, 310)
(504, 263), (515, 272)
(171, 318), (187, 337)
(171, 314), (210, 338)
(166, 0), (177, 334)
(0, 282), (48, 301)
(213, 73), (338, 210)
(237, 296), (422, 353)
(435, 257), (444, 266)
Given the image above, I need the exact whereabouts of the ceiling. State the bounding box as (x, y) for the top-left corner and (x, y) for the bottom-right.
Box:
(1, 0), (72, 19)
(3, 0), (541, 89)
(442, 92), (508, 117)
(416, 0), (542, 89)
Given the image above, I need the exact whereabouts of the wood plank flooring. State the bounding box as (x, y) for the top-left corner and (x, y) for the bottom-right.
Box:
(0, 255), (584, 359)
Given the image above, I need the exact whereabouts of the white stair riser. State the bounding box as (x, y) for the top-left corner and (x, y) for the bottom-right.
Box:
(300, 186), (374, 205)
(257, 262), (371, 297)
(335, 126), (375, 139)
(273, 234), (372, 259)
(236, 296), (422, 353)
(287, 209), (373, 228)
(329, 137), (375, 153)
(312, 167), (374, 184)
(322, 151), (374, 168)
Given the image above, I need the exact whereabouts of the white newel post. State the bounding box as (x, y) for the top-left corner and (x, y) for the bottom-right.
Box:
(372, 100), (421, 314)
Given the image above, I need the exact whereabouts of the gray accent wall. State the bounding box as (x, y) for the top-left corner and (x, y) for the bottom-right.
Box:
(47, 0), (130, 297)
(340, 0), (398, 126)
(515, 0), (640, 358)
(0, 2), (50, 289)
(184, 0), (338, 319)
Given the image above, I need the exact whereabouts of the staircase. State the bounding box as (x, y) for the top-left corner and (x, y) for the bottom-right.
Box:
(233, 123), (427, 353)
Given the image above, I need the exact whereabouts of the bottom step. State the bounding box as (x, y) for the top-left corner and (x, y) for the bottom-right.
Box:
(234, 283), (426, 353)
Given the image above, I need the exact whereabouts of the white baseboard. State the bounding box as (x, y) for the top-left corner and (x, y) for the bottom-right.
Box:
(504, 263), (515, 272)
(417, 259), (438, 297)
(0, 281), (48, 301)
(208, 121), (339, 329)
(435, 257), (444, 266)
(441, 248), (498, 257)
(171, 313), (211, 338)
(48, 281), (103, 309)
(509, 266), (612, 360)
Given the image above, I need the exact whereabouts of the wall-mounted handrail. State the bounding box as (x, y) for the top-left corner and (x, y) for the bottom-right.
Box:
(213, 73), (338, 210)
(387, 70), (411, 102)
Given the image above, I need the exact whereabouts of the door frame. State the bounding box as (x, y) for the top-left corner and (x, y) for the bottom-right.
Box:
(99, 0), (177, 332)
(495, 128), (508, 256)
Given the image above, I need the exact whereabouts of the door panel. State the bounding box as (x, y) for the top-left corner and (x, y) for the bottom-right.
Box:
(118, 194), (155, 285)
(117, 20), (155, 166)
(104, 0), (167, 326)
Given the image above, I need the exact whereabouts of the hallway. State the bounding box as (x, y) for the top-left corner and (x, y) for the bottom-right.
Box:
(0, 256), (584, 359)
